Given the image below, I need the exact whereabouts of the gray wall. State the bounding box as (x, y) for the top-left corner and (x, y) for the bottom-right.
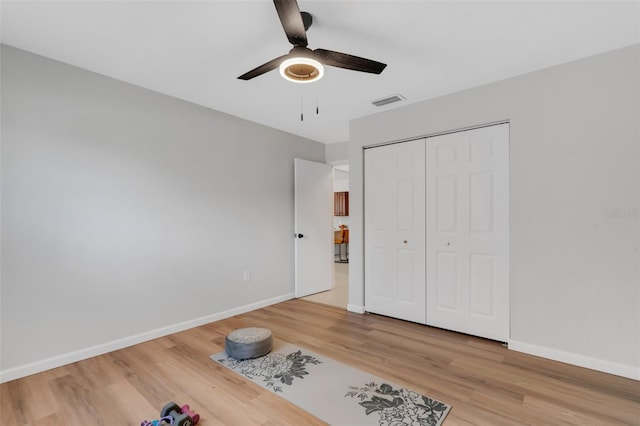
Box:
(0, 45), (325, 374)
(349, 45), (639, 375)
(325, 141), (348, 165)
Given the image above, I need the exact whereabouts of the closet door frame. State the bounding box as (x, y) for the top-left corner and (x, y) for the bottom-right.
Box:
(363, 121), (510, 341)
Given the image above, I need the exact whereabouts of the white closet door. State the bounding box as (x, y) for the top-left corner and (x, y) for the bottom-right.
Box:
(365, 139), (426, 323)
(426, 123), (509, 341)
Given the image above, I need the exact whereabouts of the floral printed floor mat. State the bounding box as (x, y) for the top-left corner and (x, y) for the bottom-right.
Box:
(211, 340), (451, 425)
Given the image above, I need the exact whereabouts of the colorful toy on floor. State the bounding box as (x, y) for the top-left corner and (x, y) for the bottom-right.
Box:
(142, 402), (199, 426)
(160, 401), (199, 426)
(140, 416), (173, 426)
(179, 404), (200, 424)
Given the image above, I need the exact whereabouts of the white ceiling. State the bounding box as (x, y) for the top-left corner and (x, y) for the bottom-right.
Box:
(2, 1), (639, 144)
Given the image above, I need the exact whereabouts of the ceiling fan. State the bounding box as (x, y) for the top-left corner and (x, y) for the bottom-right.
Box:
(238, 0), (387, 83)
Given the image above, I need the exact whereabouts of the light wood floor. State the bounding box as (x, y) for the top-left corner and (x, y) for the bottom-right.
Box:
(1, 299), (639, 425)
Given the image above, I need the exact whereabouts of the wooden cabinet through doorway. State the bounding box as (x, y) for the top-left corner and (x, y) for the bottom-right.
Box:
(334, 192), (349, 216)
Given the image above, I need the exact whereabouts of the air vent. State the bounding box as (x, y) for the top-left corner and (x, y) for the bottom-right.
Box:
(372, 94), (406, 107)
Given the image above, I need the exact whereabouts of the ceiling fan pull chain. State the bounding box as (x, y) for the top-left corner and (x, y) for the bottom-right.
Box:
(316, 93), (319, 115)
(300, 95), (304, 122)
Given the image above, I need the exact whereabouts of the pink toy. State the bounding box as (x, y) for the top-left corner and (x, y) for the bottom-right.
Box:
(180, 405), (200, 425)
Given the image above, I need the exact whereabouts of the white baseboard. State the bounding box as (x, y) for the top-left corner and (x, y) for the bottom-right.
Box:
(347, 304), (365, 314)
(508, 339), (640, 381)
(0, 293), (294, 384)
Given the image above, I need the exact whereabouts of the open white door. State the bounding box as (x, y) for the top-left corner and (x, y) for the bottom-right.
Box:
(294, 158), (333, 298)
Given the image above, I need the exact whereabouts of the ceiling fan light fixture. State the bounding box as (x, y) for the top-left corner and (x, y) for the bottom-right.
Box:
(279, 57), (324, 83)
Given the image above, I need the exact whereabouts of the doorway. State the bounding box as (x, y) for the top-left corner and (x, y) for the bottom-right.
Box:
(302, 163), (349, 309)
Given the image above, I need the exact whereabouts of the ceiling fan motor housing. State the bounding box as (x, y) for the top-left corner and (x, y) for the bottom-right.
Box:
(301, 11), (312, 32)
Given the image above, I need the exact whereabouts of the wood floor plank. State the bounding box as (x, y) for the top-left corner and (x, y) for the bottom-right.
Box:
(104, 380), (158, 426)
(1, 381), (23, 425)
(27, 412), (69, 426)
(22, 371), (60, 422)
(1, 298), (639, 425)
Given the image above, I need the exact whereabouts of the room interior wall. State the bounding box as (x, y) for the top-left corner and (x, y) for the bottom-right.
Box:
(325, 141), (348, 164)
(349, 44), (639, 378)
(0, 45), (325, 380)
(333, 169), (350, 192)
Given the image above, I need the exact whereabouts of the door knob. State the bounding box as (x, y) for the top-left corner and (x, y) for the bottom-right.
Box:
(294, 233), (304, 238)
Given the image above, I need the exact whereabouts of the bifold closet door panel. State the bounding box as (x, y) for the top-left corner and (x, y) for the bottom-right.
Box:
(364, 139), (426, 324)
(425, 123), (510, 342)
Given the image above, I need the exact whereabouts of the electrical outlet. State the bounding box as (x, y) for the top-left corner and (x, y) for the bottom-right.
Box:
(243, 270), (251, 282)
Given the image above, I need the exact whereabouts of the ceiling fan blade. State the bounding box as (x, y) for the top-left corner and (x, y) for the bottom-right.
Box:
(237, 54), (289, 80)
(314, 49), (387, 74)
(273, 0), (308, 47)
